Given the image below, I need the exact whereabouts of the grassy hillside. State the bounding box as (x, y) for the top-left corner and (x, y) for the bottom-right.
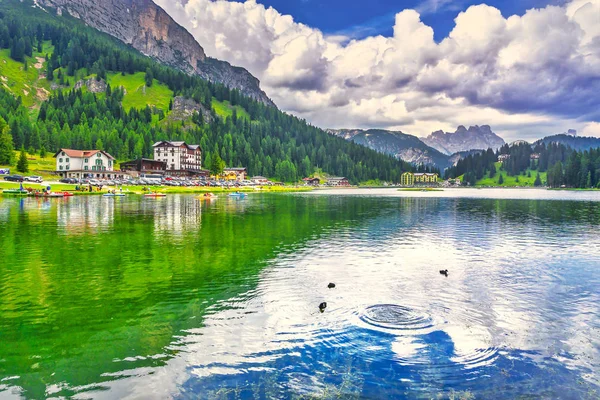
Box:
(0, 41), (54, 110)
(0, 152), (56, 178)
(212, 98), (250, 120)
(108, 72), (173, 111)
(467, 162), (547, 187)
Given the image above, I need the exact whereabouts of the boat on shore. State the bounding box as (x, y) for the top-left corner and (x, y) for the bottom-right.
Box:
(33, 192), (65, 198)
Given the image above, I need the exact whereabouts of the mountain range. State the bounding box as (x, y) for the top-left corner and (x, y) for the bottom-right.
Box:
(329, 126), (506, 169)
(327, 129), (450, 168)
(35, 0), (274, 106)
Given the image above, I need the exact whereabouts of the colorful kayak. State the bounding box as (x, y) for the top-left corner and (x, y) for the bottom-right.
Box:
(62, 192), (75, 197)
(228, 193), (246, 198)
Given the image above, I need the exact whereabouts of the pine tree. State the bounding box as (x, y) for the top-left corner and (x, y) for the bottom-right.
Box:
(534, 172), (542, 187)
(0, 117), (15, 165)
(39, 146), (47, 159)
(498, 174), (504, 185)
(16, 147), (29, 173)
(210, 151), (225, 176)
(145, 68), (154, 87)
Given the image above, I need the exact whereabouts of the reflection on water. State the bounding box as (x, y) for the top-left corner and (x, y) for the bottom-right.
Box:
(0, 191), (599, 399)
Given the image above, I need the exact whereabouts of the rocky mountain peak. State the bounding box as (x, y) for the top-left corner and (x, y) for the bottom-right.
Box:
(423, 125), (506, 155)
(36, 0), (274, 106)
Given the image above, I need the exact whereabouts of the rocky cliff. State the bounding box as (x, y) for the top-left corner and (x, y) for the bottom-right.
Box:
(423, 125), (505, 155)
(328, 129), (450, 168)
(36, 0), (274, 106)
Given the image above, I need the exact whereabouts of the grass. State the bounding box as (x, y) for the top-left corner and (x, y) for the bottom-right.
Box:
(0, 49), (46, 108)
(107, 72), (173, 111)
(463, 162), (548, 187)
(0, 152), (57, 179)
(212, 98), (251, 120)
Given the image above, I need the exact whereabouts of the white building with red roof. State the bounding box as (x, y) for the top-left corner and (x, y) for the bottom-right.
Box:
(53, 149), (126, 179)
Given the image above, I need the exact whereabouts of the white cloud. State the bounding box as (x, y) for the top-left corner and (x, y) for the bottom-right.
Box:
(155, 0), (600, 141)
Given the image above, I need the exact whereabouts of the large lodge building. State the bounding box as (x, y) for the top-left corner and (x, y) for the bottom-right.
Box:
(153, 141), (203, 176)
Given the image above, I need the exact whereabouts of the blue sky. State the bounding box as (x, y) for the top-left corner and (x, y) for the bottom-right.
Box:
(235, 0), (564, 41)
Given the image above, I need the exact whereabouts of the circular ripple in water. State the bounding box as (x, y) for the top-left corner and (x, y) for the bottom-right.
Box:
(360, 304), (435, 334)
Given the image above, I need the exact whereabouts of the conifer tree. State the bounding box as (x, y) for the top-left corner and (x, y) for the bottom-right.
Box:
(16, 147), (28, 173)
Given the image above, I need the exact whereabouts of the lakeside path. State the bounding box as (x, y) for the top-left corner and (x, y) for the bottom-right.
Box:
(307, 187), (600, 202)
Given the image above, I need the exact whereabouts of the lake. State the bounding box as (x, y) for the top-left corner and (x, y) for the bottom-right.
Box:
(0, 189), (599, 399)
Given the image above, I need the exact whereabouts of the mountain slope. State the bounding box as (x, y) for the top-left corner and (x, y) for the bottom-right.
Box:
(35, 0), (274, 106)
(328, 129), (450, 168)
(0, 0), (411, 184)
(423, 125), (505, 155)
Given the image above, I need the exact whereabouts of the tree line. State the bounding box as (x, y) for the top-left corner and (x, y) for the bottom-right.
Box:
(445, 141), (600, 188)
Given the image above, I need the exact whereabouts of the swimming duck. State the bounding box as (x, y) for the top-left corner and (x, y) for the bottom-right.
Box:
(328, 283), (336, 289)
(440, 269), (449, 276)
(319, 302), (327, 312)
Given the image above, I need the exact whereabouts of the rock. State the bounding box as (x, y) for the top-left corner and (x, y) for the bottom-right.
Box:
(328, 283), (335, 289)
(73, 78), (108, 93)
(37, 0), (274, 106)
(170, 96), (212, 124)
(423, 125), (506, 155)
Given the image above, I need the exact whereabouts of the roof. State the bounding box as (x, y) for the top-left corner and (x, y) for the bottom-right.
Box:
(224, 168), (247, 172)
(414, 173), (438, 176)
(251, 176), (268, 179)
(54, 149), (115, 160)
(328, 177), (347, 180)
(153, 141), (201, 151)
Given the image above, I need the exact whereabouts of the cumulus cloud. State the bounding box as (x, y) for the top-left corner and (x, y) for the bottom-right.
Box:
(155, 0), (600, 141)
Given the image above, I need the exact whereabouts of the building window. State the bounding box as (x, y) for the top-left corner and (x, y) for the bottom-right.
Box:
(92, 166), (96, 171)
(84, 166), (88, 171)
(59, 158), (63, 162)
(108, 161), (112, 167)
(97, 153), (101, 158)
(59, 166), (63, 170)
(85, 159), (88, 163)
(66, 158), (69, 163)
(66, 165), (70, 170)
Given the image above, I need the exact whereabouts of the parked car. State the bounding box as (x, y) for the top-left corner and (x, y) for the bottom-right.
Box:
(24, 176), (43, 183)
(4, 175), (24, 182)
(59, 178), (77, 184)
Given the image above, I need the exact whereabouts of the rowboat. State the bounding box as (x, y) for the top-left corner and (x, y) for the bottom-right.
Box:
(144, 193), (166, 198)
(103, 193), (126, 197)
(198, 193), (218, 200)
(33, 192), (65, 198)
(228, 192), (246, 198)
(62, 192), (74, 197)
(1, 189), (28, 195)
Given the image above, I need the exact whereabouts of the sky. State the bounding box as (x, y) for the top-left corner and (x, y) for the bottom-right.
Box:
(155, 0), (600, 141)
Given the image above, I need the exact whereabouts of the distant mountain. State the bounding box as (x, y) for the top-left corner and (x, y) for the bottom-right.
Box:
(327, 129), (450, 168)
(535, 134), (600, 152)
(423, 125), (505, 155)
(36, 0), (274, 106)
